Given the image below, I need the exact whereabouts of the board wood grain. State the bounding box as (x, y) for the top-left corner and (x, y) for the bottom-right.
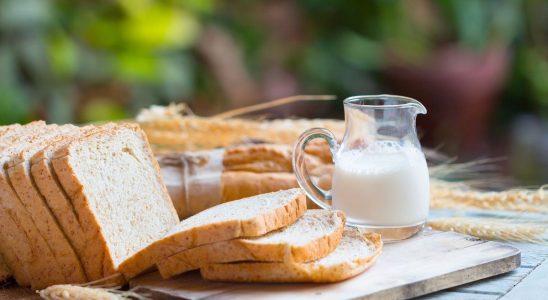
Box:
(130, 230), (520, 300)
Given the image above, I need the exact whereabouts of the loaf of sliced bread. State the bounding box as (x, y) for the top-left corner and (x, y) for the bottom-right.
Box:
(201, 229), (382, 283)
(0, 123), (77, 289)
(157, 209), (345, 278)
(0, 123), (44, 286)
(120, 188), (306, 279)
(8, 125), (89, 285)
(31, 125), (114, 281)
(51, 124), (179, 280)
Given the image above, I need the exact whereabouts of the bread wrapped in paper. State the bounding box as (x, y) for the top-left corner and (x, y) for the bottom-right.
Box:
(158, 143), (333, 218)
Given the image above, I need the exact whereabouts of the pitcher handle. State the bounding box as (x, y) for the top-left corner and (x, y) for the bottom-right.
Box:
(292, 128), (338, 209)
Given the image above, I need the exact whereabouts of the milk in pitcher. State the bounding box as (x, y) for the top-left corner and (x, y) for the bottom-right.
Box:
(332, 141), (430, 227)
(293, 95), (430, 240)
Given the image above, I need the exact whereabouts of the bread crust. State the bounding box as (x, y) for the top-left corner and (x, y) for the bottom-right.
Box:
(119, 189), (306, 279)
(0, 253), (11, 282)
(0, 214), (25, 286)
(157, 210), (345, 278)
(0, 123), (37, 286)
(0, 208), (29, 285)
(200, 231), (383, 283)
(221, 171), (298, 203)
(9, 161), (87, 284)
(223, 144), (294, 173)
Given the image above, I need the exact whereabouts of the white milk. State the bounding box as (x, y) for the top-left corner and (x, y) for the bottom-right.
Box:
(332, 141), (430, 226)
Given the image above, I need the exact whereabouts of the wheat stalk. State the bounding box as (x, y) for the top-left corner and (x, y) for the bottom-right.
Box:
(135, 96), (344, 152)
(39, 285), (126, 300)
(212, 95), (336, 119)
(430, 180), (548, 213)
(138, 116), (345, 152)
(39, 285), (150, 300)
(38, 273), (150, 300)
(428, 217), (547, 243)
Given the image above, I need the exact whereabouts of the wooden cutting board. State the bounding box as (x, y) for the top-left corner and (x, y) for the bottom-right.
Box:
(130, 230), (520, 300)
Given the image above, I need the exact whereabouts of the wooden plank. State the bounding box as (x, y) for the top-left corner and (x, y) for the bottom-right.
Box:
(501, 257), (548, 299)
(131, 230), (520, 300)
(445, 241), (548, 297)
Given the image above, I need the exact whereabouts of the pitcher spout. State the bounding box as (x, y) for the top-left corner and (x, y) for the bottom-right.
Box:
(344, 94), (427, 115)
(406, 98), (427, 115)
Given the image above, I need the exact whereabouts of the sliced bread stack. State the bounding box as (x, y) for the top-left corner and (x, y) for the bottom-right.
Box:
(119, 188), (308, 278)
(0, 122), (179, 289)
(127, 188), (383, 283)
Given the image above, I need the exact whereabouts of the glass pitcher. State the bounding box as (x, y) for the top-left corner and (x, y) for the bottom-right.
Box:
(293, 95), (429, 241)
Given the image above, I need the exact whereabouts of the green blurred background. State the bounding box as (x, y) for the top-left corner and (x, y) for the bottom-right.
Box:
(0, 0), (546, 184)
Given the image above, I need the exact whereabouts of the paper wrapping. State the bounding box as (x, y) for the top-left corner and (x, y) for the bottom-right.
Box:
(159, 149), (224, 218)
(158, 143), (333, 218)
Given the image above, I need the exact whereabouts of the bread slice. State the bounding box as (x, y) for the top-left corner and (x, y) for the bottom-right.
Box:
(0, 125), (21, 284)
(0, 121), (51, 287)
(0, 123), (40, 286)
(201, 229), (382, 283)
(31, 125), (115, 281)
(157, 209), (345, 278)
(51, 124), (179, 280)
(8, 126), (89, 285)
(120, 188), (306, 279)
(0, 211), (30, 286)
(0, 122), (75, 289)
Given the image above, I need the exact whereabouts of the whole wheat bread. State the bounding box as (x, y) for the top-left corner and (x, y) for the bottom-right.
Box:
(0, 123), (42, 286)
(159, 144), (329, 218)
(157, 209), (345, 278)
(201, 230), (382, 283)
(31, 124), (116, 281)
(119, 188), (306, 279)
(8, 126), (89, 285)
(0, 123), (76, 288)
(0, 122), (65, 287)
(51, 124), (179, 280)
(0, 124), (21, 284)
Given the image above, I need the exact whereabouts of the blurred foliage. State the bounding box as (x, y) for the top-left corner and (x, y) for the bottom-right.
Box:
(0, 0), (546, 124)
(0, 0), (209, 123)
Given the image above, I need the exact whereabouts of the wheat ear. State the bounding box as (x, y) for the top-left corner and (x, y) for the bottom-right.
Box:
(428, 217), (547, 243)
(431, 181), (548, 213)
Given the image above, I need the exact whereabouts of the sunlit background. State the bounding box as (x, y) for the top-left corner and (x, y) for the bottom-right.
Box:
(0, 0), (546, 184)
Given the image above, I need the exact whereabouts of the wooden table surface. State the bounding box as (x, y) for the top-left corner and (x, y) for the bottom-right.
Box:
(2, 240), (546, 300)
(420, 241), (548, 300)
